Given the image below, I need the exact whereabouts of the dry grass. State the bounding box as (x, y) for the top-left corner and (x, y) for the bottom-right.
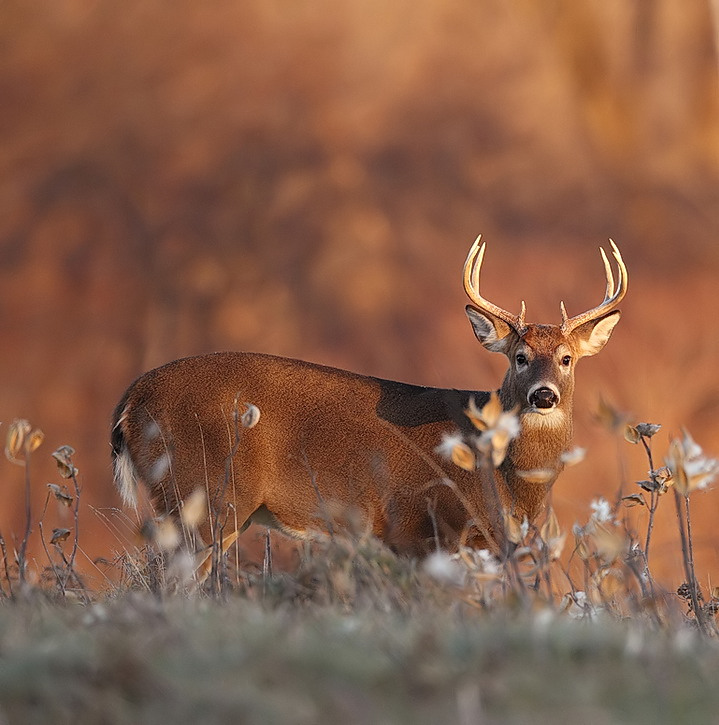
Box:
(0, 407), (717, 723)
(2, 591), (719, 725)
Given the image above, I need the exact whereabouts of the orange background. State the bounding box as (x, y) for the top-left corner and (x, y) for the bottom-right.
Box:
(1, 1), (718, 587)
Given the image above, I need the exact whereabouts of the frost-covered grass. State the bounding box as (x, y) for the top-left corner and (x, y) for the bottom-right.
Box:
(1, 590), (718, 725)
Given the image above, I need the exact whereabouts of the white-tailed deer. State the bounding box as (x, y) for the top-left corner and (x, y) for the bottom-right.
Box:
(112, 237), (627, 555)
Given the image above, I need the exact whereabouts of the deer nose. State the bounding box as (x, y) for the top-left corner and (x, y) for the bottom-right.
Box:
(529, 386), (559, 409)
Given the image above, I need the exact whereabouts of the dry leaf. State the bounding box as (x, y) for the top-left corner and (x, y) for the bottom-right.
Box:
(541, 508), (561, 542)
(480, 392), (503, 429)
(540, 508), (565, 560)
(488, 429), (510, 467)
(52, 445), (78, 479)
(47, 483), (74, 507)
(5, 419), (31, 463)
(621, 493), (646, 508)
(503, 511), (524, 544)
(573, 530), (591, 561)
(624, 425), (641, 445)
(451, 441), (476, 472)
(26, 429), (44, 454)
(464, 396), (486, 431)
(50, 528), (71, 545)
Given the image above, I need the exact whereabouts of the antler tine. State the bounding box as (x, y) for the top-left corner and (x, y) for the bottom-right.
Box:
(560, 239), (628, 333)
(599, 246), (615, 299)
(463, 235), (527, 332)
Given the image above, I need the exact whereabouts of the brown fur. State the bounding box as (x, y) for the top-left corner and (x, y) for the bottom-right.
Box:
(111, 306), (617, 556)
(112, 237), (627, 553)
(113, 242), (625, 556)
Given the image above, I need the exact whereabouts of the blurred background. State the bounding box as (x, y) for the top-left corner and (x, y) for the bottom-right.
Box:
(1, 0), (718, 586)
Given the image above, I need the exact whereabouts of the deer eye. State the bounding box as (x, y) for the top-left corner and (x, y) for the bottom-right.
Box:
(561, 355), (572, 367)
(516, 353), (528, 366)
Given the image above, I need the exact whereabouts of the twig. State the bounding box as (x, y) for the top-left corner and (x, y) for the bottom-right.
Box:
(17, 457), (33, 584)
(62, 467), (82, 591)
(673, 489), (707, 635)
(38, 521), (64, 594)
(0, 533), (12, 599)
(639, 436), (657, 559)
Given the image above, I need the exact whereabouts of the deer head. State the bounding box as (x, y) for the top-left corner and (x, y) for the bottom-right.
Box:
(463, 236), (627, 425)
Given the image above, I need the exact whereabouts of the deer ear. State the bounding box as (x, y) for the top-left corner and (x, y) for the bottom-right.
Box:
(466, 305), (515, 354)
(571, 310), (621, 358)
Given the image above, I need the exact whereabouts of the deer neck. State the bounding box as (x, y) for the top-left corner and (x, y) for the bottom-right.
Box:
(499, 403), (574, 521)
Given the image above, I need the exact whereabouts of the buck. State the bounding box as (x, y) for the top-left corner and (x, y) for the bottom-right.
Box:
(112, 237), (627, 555)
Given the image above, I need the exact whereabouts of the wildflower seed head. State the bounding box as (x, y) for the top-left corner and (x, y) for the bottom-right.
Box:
(241, 403), (261, 429)
(52, 445), (78, 478)
(436, 432), (476, 471)
(423, 550), (465, 586)
(560, 446), (586, 467)
(5, 419), (31, 463)
(636, 422), (662, 438)
(665, 430), (718, 496)
(590, 497), (613, 523)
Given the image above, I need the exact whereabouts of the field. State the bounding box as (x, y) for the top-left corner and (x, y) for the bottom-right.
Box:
(2, 589), (719, 725)
(1, 416), (718, 723)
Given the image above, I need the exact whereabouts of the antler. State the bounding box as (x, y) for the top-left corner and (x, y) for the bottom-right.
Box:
(560, 240), (628, 334)
(463, 235), (527, 332)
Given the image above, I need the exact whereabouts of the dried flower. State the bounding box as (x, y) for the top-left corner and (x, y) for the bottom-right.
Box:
(436, 432), (476, 471)
(574, 499), (626, 564)
(503, 511), (527, 544)
(665, 430), (718, 496)
(423, 550), (465, 586)
(636, 466), (673, 495)
(540, 508), (566, 561)
(180, 487), (207, 529)
(50, 528), (71, 545)
(621, 493), (646, 508)
(25, 429), (44, 454)
(624, 422), (662, 444)
(590, 497), (613, 523)
(636, 422), (662, 438)
(5, 420), (44, 464)
(150, 517), (181, 552)
(5, 419), (31, 462)
(240, 403), (261, 429)
(52, 445), (78, 479)
(624, 425), (642, 444)
(468, 393), (520, 467)
(47, 483), (74, 507)
(560, 447), (586, 467)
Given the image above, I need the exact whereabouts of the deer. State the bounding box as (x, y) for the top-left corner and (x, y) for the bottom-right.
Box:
(111, 236), (627, 557)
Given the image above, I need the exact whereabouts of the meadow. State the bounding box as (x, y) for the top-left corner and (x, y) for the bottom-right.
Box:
(0, 405), (717, 724)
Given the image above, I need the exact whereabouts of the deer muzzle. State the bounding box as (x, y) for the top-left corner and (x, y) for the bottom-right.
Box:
(528, 385), (560, 411)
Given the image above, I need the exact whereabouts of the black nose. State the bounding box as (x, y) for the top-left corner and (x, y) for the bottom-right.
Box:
(529, 387), (559, 409)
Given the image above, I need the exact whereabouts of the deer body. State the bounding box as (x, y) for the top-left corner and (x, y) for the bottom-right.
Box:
(112, 238), (627, 554)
